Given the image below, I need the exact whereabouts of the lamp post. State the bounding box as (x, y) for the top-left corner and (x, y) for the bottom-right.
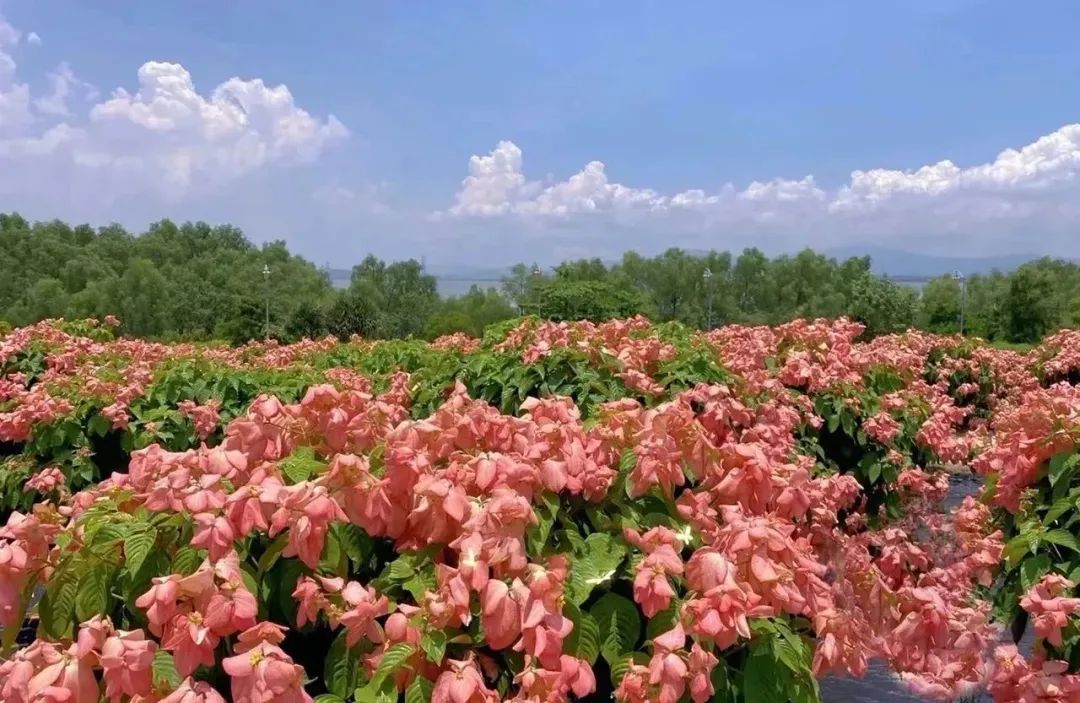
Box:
(529, 265), (542, 316)
(952, 270), (966, 336)
(703, 267), (714, 330)
(262, 264), (271, 341)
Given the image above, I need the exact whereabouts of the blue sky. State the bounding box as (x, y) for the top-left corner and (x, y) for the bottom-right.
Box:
(3, 1), (1080, 268)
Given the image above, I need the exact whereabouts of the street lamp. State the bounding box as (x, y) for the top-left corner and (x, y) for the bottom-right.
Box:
(702, 267), (714, 330)
(527, 265), (542, 316)
(951, 270), (966, 336)
(262, 264), (271, 341)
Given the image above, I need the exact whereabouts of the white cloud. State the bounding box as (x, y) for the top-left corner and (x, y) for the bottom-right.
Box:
(439, 125), (1080, 253)
(0, 17), (31, 131)
(25, 31), (40, 46)
(441, 141), (824, 218)
(0, 13), (348, 202)
(34, 62), (96, 116)
(75, 62), (348, 192)
(832, 124), (1080, 212)
(447, 140), (527, 216)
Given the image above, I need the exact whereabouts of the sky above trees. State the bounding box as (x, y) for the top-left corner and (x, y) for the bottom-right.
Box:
(4, 2), (1080, 266)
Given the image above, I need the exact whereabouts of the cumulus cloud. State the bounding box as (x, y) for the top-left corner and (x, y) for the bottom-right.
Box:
(447, 140), (528, 216)
(25, 31), (40, 46)
(441, 141), (825, 219)
(0, 14), (348, 203)
(439, 125), (1080, 253)
(831, 124), (1080, 212)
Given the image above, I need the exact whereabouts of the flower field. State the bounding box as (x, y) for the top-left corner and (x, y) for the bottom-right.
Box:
(1, 316), (1079, 703)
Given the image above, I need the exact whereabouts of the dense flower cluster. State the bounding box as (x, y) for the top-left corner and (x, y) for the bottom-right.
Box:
(2, 317), (1080, 703)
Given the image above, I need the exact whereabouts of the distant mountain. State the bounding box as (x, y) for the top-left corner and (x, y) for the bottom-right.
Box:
(823, 245), (1047, 278)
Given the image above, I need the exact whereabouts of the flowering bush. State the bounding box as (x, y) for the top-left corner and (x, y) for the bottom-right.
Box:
(1, 317), (1078, 703)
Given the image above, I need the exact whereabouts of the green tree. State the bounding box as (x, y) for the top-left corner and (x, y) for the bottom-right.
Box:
(1004, 264), (1058, 343)
(535, 279), (650, 321)
(285, 301), (329, 341)
(918, 277), (962, 334)
(848, 275), (918, 337)
(326, 290), (382, 340)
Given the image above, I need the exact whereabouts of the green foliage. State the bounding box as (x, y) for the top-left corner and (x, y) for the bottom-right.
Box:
(591, 593), (642, 665)
(0, 215), (332, 339)
(533, 278), (651, 322)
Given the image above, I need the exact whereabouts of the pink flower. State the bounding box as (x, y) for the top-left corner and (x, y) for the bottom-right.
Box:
(223, 642), (313, 703)
(292, 577), (326, 628)
(685, 548), (734, 594)
(648, 624), (688, 703)
(203, 578), (259, 637)
(687, 643), (719, 703)
(431, 657), (499, 703)
(0, 641), (99, 703)
(76, 615), (114, 661)
(338, 582), (389, 647)
(26, 467), (65, 494)
(235, 622), (290, 653)
(558, 655), (597, 699)
(99, 629), (156, 701)
(632, 545), (683, 617)
(164, 612), (219, 677)
(160, 678), (228, 703)
(191, 513), (237, 563)
(681, 582), (755, 650)
(481, 579), (522, 651)
(1020, 573), (1080, 648)
(135, 575), (181, 637)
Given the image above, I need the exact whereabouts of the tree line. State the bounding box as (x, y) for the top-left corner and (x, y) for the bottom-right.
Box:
(0, 212), (1072, 344)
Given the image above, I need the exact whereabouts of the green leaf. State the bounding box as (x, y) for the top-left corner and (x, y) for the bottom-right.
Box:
(743, 647), (783, 703)
(332, 522), (373, 565)
(1048, 452), (1076, 487)
(645, 603), (680, 640)
(124, 524), (157, 578)
(867, 461), (882, 484)
(172, 545), (205, 575)
(75, 567), (110, 621)
(420, 630), (447, 664)
(1043, 496), (1077, 526)
(388, 556), (417, 581)
(525, 492), (560, 556)
(591, 592), (642, 664)
(569, 532), (628, 606)
(564, 603), (601, 664)
(325, 631), (361, 698)
(355, 677), (397, 703)
(406, 677), (434, 703)
(373, 643), (416, 687)
(40, 573), (78, 638)
(257, 534), (289, 574)
(1020, 554), (1052, 590)
(1004, 533), (1034, 568)
(280, 446), (325, 484)
(841, 412), (855, 437)
(404, 570), (437, 602)
(1043, 529), (1080, 553)
(314, 696), (346, 703)
(619, 448), (637, 474)
(87, 413), (111, 437)
(151, 650), (182, 690)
